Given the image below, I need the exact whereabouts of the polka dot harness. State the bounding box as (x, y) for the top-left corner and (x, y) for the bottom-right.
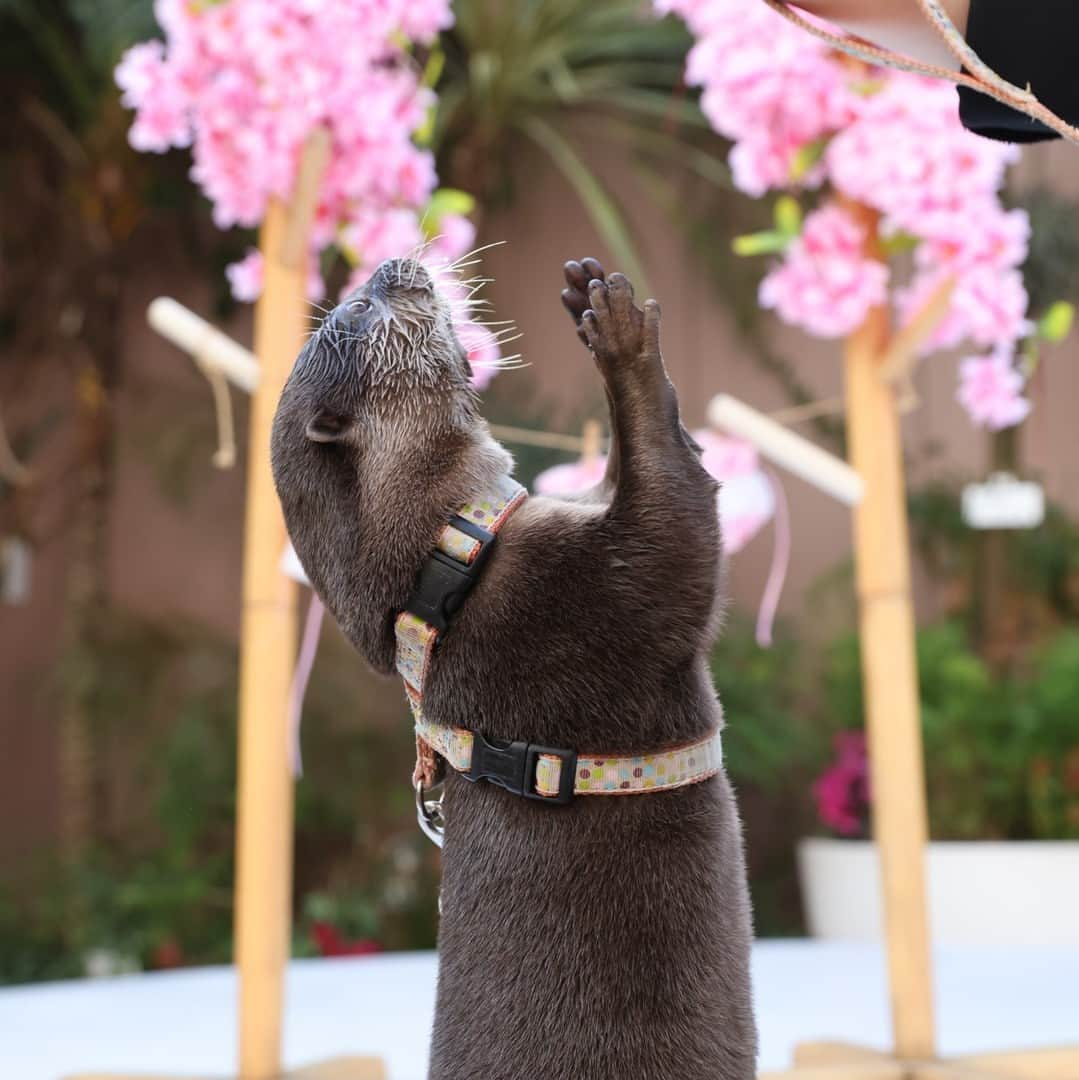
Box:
(396, 476), (723, 812)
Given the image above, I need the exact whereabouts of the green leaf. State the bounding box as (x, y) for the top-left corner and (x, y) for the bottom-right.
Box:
(788, 137), (828, 182)
(427, 187), (476, 220)
(421, 45), (445, 89)
(881, 230), (919, 257)
(413, 104), (437, 147)
(773, 195), (802, 238)
(849, 78), (888, 98)
(521, 116), (649, 294)
(732, 230), (790, 257)
(1038, 300), (1074, 343)
(418, 188), (477, 242)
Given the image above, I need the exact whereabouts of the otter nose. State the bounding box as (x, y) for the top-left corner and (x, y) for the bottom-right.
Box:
(380, 258), (433, 291)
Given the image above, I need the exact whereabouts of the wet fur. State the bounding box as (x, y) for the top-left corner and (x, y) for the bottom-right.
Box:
(271, 257), (757, 1079)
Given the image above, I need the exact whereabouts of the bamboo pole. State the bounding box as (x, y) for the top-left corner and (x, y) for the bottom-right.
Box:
(230, 127), (326, 1075)
(843, 202), (936, 1059)
(234, 130), (331, 1079)
(233, 194), (304, 1080)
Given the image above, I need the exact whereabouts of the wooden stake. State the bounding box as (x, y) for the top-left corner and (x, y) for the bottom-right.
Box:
(233, 194), (303, 1080)
(581, 418), (602, 465)
(842, 202), (935, 1059)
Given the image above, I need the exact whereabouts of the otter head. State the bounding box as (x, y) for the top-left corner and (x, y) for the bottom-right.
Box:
(271, 256), (513, 672)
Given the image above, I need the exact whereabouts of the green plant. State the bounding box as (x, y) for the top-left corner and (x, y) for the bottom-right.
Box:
(820, 621), (1079, 841)
(710, 618), (817, 790)
(709, 617), (820, 936)
(0, 607), (439, 984)
(1019, 630), (1079, 839)
(433, 0), (727, 291)
(909, 482), (1079, 668)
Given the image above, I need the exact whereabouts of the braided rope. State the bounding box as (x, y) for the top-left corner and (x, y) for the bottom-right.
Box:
(758, 0), (1079, 145)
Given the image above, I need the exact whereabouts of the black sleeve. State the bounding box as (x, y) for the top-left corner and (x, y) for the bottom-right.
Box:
(958, 0), (1079, 142)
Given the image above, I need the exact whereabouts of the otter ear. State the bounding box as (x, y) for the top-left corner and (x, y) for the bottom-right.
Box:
(305, 409), (352, 444)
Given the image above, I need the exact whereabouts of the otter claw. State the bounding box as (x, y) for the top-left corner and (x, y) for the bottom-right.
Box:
(563, 258), (610, 345)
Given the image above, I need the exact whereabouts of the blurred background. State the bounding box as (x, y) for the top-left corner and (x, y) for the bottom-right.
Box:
(2, 0), (1078, 990)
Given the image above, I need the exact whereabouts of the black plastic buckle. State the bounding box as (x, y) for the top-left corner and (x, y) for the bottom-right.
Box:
(405, 515), (496, 632)
(463, 734), (577, 805)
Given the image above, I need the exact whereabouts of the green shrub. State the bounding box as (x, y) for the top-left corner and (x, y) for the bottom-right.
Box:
(820, 622), (1079, 840)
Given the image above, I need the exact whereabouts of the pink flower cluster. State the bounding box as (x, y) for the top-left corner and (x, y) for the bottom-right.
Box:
(660, 0), (1034, 429)
(117, 0), (500, 385)
(661, 0), (858, 196)
(759, 205), (889, 339)
(956, 348), (1032, 429)
(813, 731), (871, 837)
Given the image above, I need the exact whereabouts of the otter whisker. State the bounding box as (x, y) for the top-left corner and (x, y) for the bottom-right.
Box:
(408, 238), (441, 286)
(444, 239), (507, 271)
(448, 296), (494, 308)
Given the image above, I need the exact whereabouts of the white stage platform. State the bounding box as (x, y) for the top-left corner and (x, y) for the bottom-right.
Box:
(1, 941), (1076, 1079)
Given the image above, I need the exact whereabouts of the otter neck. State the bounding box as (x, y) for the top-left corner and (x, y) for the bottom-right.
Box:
(343, 424), (515, 673)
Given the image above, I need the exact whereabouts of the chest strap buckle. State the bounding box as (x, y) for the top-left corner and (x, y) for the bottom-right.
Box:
(405, 516), (496, 633)
(464, 734), (577, 805)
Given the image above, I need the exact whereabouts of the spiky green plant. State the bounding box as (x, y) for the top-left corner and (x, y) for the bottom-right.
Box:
(433, 0), (728, 291)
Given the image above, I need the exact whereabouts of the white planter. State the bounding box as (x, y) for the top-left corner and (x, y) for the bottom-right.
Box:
(798, 837), (1079, 945)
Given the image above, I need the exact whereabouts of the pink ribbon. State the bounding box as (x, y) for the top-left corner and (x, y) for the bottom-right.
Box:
(754, 468), (790, 648)
(288, 592), (326, 778)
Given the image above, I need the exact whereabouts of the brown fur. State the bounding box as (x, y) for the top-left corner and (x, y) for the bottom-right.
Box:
(271, 256), (757, 1079)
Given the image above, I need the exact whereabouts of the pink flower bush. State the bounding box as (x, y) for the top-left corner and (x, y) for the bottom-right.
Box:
(813, 731), (871, 836)
(957, 348), (1032, 430)
(115, 1), (444, 241)
(825, 75), (1019, 241)
(118, 0), (497, 388)
(668, 1), (858, 195)
(660, 0), (1037, 430)
(759, 206), (890, 339)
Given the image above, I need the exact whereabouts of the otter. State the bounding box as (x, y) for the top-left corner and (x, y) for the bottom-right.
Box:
(271, 255), (757, 1080)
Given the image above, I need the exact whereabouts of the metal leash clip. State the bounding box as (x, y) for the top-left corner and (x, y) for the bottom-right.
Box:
(414, 776), (445, 848)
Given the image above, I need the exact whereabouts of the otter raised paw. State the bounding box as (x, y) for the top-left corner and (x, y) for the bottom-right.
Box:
(271, 255), (757, 1080)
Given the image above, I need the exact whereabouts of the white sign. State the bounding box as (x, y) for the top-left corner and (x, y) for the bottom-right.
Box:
(961, 473), (1045, 530)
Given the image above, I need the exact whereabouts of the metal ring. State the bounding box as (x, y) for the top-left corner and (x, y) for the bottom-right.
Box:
(414, 776), (445, 848)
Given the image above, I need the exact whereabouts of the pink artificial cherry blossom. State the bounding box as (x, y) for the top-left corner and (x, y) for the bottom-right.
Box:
(759, 205), (890, 339)
(956, 349), (1032, 430)
(660, 0), (1036, 431)
(224, 249), (264, 303)
(119, 0), (500, 389)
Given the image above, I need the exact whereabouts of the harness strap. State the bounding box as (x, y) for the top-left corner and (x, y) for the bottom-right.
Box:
(395, 475), (527, 784)
(415, 715), (723, 801)
(396, 474), (723, 804)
